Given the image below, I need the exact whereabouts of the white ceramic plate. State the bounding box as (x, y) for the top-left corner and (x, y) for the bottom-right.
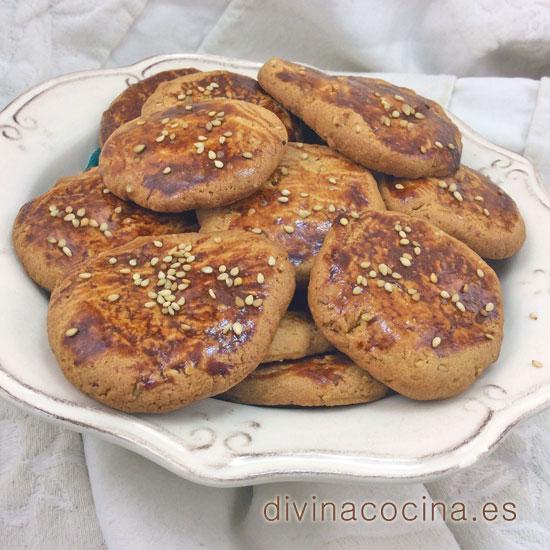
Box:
(1, 54), (549, 487)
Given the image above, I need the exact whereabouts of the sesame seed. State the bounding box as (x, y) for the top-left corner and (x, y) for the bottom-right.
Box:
(438, 180), (448, 189)
(114, 206), (122, 214)
(257, 273), (265, 284)
(434, 141), (443, 149)
(126, 185), (133, 193)
(430, 273), (438, 283)
(245, 294), (254, 306)
(144, 302), (156, 308)
(483, 208), (490, 217)
(383, 282), (394, 293)
(400, 257), (411, 267)
(448, 183), (458, 193)
(339, 217), (349, 226)
(201, 266), (213, 274)
(280, 167), (289, 175)
(440, 290), (450, 299)
(476, 269), (485, 278)
(62, 246), (72, 257)
(162, 166), (172, 174)
(415, 112), (425, 119)
(107, 293), (120, 302)
(268, 256), (276, 266)
(133, 144), (146, 153)
(474, 195), (484, 202)
(251, 227), (262, 234)
(208, 150), (217, 160)
(313, 205), (323, 211)
(208, 289), (216, 299)
(78, 272), (92, 279)
(277, 196), (289, 203)
(448, 143), (456, 150)
(395, 183), (405, 190)
(391, 110), (400, 118)
(456, 302), (466, 312)
(283, 225), (294, 234)
(360, 261), (370, 269)
(399, 238), (410, 245)
(76, 208), (86, 217)
(378, 263), (389, 276)
(361, 312), (375, 322)
(214, 160), (224, 169)
(453, 191), (463, 202)
(532, 360), (543, 368)
(432, 336), (441, 348)
(153, 240), (163, 248)
(242, 152), (253, 159)
(65, 327), (78, 337)
(485, 302), (495, 312)
(129, 259), (137, 266)
(47, 236), (57, 244)
(232, 322), (243, 336)
(155, 135), (165, 143)
(394, 94), (404, 101)
(352, 286), (363, 295)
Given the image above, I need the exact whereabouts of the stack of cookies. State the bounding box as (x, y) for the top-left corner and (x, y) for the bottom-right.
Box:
(12, 58), (525, 413)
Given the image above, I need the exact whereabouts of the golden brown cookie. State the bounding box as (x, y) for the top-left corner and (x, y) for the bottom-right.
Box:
(141, 70), (302, 141)
(222, 353), (389, 407)
(263, 310), (333, 363)
(99, 99), (288, 213)
(99, 68), (198, 146)
(198, 143), (385, 285)
(48, 231), (295, 413)
(12, 168), (196, 291)
(308, 210), (503, 401)
(379, 165), (525, 259)
(258, 58), (462, 178)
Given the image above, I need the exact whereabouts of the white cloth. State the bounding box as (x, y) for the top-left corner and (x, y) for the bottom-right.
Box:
(2, 1), (550, 549)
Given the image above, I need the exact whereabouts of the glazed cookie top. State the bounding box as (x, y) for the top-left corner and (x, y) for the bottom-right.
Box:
(100, 68), (198, 146)
(258, 58), (462, 178)
(99, 99), (288, 212)
(48, 231), (295, 412)
(222, 352), (389, 407)
(309, 210), (502, 359)
(141, 70), (301, 140)
(198, 143), (385, 285)
(379, 165), (526, 259)
(12, 168), (196, 291)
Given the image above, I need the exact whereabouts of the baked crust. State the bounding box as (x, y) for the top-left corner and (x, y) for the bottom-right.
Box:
(141, 69), (302, 141)
(308, 210), (503, 400)
(99, 99), (288, 212)
(197, 143), (385, 285)
(263, 310), (333, 363)
(12, 168), (196, 291)
(258, 57), (462, 178)
(222, 353), (389, 407)
(48, 231), (295, 413)
(379, 165), (526, 259)
(100, 68), (198, 146)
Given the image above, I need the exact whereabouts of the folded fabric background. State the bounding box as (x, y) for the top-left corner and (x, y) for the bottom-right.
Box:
(1, 1), (550, 549)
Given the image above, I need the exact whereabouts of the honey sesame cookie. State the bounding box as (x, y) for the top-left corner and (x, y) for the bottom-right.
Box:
(379, 165), (526, 259)
(222, 353), (389, 407)
(263, 310), (333, 363)
(99, 99), (288, 213)
(197, 143), (385, 285)
(100, 68), (198, 146)
(141, 70), (302, 141)
(308, 210), (503, 400)
(47, 231), (295, 413)
(258, 57), (462, 178)
(12, 168), (196, 291)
